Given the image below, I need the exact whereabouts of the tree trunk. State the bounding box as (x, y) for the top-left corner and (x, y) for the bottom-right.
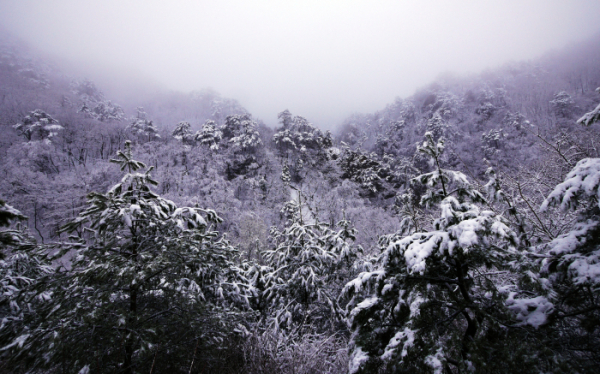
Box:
(124, 286), (137, 374)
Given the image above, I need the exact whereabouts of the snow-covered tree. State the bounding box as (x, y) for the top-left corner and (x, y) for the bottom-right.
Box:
(338, 146), (382, 195)
(481, 128), (506, 157)
(171, 120), (195, 145)
(271, 111), (332, 183)
(577, 88), (600, 126)
(79, 100), (125, 122)
(373, 120), (406, 157)
(0, 142), (249, 373)
(210, 97), (247, 124)
(0, 200), (54, 371)
(71, 79), (125, 122)
(221, 114), (262, 153)
(13, 109), (63, 142)
(70, 79), (104, 102)
(538, 157), (600, 370)
(343, 132), (547, 373)
(127, 107), (160, 142)
(425, 114), (452, 141)
(475, 101), (497, 121)
(277, 109), (293, 129)
(338, 121), (366, 148)
(0, 199), (26, 236)
(216, 114), (264, 179)
(550, 91), (575, 118)
(194, 119), (221, 150)
(263, 198), (360, 333)
(338, 143), (416, 199)
(273, 111), (331, 162)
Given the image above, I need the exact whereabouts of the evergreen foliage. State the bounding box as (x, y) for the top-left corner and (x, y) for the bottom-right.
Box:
(196, 119), (223, 150)
(538, 156), (600, 371)
(127, 107), (160, 142)
(264, 211), (360, 333)
(343, 132), (547, 373)
(577, 88), (600, 126)
(0, 142), (249, 373)
(1, 29), (600, 373)
(171, 121), (195, 145)
(13, 109), (63, 142)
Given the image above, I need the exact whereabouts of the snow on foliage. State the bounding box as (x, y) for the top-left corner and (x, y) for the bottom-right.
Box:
(0, 142), (250, 371)
(197, 120), (223, 150)
(13, 109), (63, 142)
(348, 296), (379, 321)
(505, 293), (553, 328)
(273, 112), (330, 154)
(381, 327), (416, 360)
(343, 130), (536, 373)
(541, 158), (600, 212)
(263, 214), (360, 332)
(348, 347), (370, 374)
(71, 79), (125, 122)
(272, 111), (332, 182)
(539, 157), (600, 288)
(222, 114), (262, 151)
(414, 133), (485, 207)
(171, 121), (194, 143)
(424, 347), (445, 374)
(550, 91), (574, 117)
(79, 100), (125, 122)
(127, 107), (160, 141)
(0, 201), (53, 368)
(0, 200), (26, 228)
(577, 102), (600, 126)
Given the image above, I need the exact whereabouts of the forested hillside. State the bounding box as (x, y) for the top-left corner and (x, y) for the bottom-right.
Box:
(1, 30), (600, 373)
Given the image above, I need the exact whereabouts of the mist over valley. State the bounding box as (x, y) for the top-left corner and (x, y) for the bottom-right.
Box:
(1, 1), (600, 373)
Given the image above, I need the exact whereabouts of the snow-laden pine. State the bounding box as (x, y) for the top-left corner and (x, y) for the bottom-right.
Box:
(343, 132), (547, 373)
(261, 194), (360, 334)
(0, 141), (250, 373)
(537, 154), (600, 364)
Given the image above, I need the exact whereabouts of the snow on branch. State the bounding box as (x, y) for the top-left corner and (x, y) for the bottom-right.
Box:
(541, 158), (600, 212)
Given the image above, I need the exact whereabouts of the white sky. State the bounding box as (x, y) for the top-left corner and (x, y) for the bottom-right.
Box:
(1, 0), (599, 128)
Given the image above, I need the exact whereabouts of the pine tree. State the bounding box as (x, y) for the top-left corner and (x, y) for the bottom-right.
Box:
(576, 88), (600, 126)
(171, 121), (195, 145)
(539, 156), (600, 371)
(13, 109), (63, 142)
(127, 107), (160, 142)
(196, 119), (222, 150)
(550, 91), (575, 118)
(263, 196), (360, 334)
(0, 200), (53, 370)
(218, 114), (263, 179)
(0, 142), (249, 373)
(80, 100), (126, 122)
(343, 132), (546, 373)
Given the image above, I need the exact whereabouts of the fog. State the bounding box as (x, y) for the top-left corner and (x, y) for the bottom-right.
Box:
(1, 0), (599, 128)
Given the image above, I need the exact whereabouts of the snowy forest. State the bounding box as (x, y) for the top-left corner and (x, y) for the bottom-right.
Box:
(1, 27), (600, 374)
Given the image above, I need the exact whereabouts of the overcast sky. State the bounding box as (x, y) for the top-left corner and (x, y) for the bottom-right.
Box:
(1, 0), (599, 128)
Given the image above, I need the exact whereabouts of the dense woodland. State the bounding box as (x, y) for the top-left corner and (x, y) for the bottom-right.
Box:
(1, 30), (600, 373)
